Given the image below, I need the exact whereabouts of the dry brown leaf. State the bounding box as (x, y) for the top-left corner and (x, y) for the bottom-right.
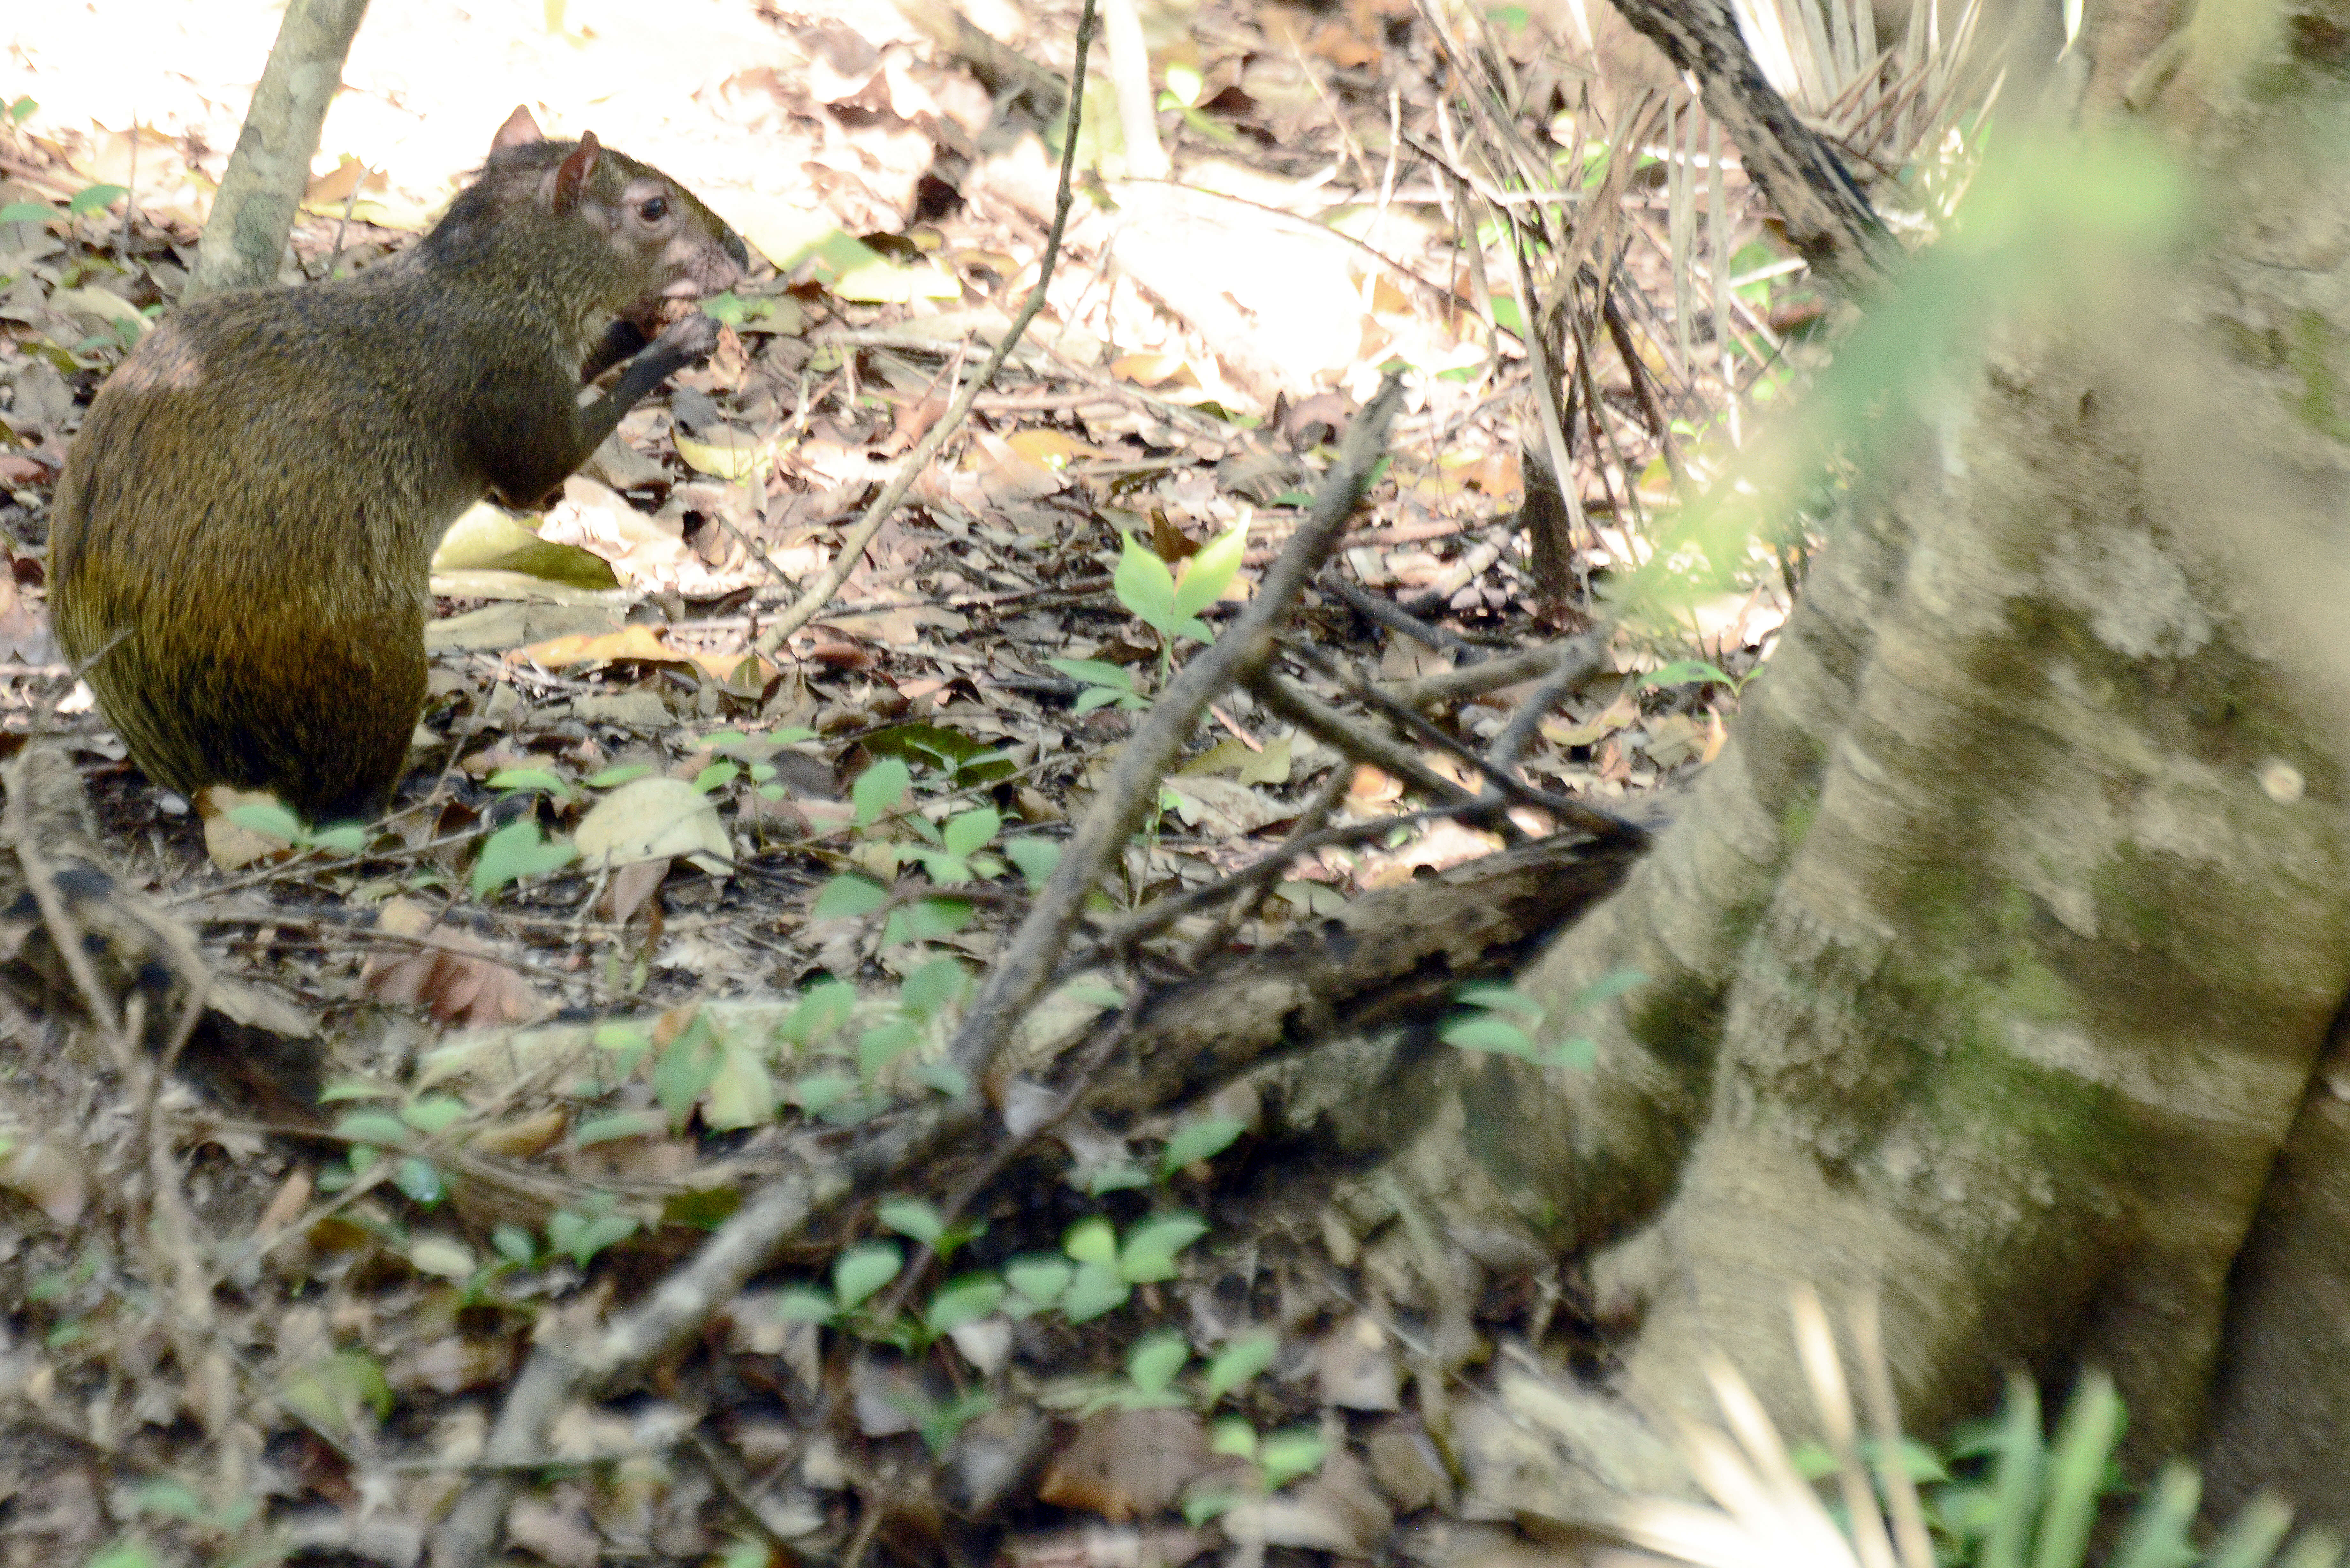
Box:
(398, 1336), (513, 1396)
(1315, 1314), (1402, 1411)
(1347, 765), (1403, 807)
(1038, 1408), (1210, 1522)
(517, 623), (677, 671)
(1007, 427), (1103, 467)
(0, 1138), (89, 1225)
(199, 784), (296, 870)
(469, 1108), (569, 1160)
(1364, 1419), (1455, 1513)
(365, 946), (542, 1029)
(1109, 351), (1195, 388)
(505, 1497), (603, 1568)
(1357, 820), (1506, 887)
(1541, 690), (1640, 749)
(1004, 1524), (1209, 1568)
(600, 858), (670, 925)
(364, 900), (545, 1028)
(1226, 1445), (1392, 1554)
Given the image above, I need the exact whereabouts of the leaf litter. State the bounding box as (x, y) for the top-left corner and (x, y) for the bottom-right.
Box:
(0, 0), (1975, 1562)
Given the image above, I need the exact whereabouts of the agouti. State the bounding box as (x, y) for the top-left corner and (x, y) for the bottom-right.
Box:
(49, 107), (749, 825)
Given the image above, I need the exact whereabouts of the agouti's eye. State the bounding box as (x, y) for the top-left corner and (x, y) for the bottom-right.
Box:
(639, 196), (669, 222)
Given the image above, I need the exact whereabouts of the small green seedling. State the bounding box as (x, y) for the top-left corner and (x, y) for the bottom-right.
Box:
(1048, 656), (1148, 713)
(226, 800), (368, 856)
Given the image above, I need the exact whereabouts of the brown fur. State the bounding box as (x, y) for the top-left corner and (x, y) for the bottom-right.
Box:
(49, 110), (747, 825)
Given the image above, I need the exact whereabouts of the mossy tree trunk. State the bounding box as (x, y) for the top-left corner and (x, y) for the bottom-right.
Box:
(1318, 0), (2350, 1518)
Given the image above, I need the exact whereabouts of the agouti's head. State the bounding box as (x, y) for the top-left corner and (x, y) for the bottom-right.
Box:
(423, 107), (751, 349)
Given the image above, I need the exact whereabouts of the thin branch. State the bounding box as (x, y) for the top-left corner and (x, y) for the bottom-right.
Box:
(945, 374), (1408, 1088)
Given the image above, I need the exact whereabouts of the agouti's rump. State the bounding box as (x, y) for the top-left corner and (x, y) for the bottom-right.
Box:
(49, 107), (748, 826)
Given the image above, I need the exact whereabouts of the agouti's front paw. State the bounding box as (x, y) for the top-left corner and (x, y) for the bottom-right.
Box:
(658, 311), (722, 361)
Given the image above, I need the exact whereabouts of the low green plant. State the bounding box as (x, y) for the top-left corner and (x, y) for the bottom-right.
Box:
(1440, 969), (1647, 1071)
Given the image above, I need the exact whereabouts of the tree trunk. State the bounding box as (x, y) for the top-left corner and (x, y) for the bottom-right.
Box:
(1308, 0), (2350, 1518)
(185, 0), (370, 301)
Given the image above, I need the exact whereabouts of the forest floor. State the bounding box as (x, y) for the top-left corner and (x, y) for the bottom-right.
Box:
(0, 1), (1853, 1564)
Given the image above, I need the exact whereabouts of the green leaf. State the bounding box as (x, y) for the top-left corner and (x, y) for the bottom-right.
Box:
(1126, 1331), (1190, 1395)
(0, 200), (56, 225)
(652, 1017), (724, 1126)
(1063, 1215), (1118, 1267)
(911, 1386), (996, 1458)
(900, 956), (968, 1018)
(914, 1059), (972, 1098)
(6, 97), (35, 124)
(573, 1109), (664, 1147)
(399, 1096), (469, 1135)
(1453, 980), (1544, 1018)
(546, 1209), (638, 1266)
(694, 761), (742, 792)
(1088, 1161), (1152, 1196)
(878, 1197), (945, 1245)
(1205, 1332), (1277, 1400)
(2202, 1496), (2295, 1568)
(1112, 532), (1180, 634)
(1048, 656), (1137, 690)
(2036, 1373), (2122, 1568)
(852, 758), (913, 827)
(1210, 1417), (1258, 1459)
(128, 1480), (208, 1522)
(1171, 519), (1248, 623)
(1439, 1015), (1536, 1056)
(1005, 1255), (1074, 1310)
(471, 818), (578, 897)
(228, 801), (303, 842)
(279, 1348), (394, 1437)
(1259, 1428), (1328, 1490)
(900, 897), (973, 941)
(1119, 1213), (1209, 1283)
(924, 1272), (1008, 1334)
(1565, 969), (1651, 1013)
(812, 872), (888, 919)
(2108, 1462), (2201, 1568)
(68, 183), (127, 214)
(942, 807), (1001, 859)
(584, 762), (655, 788)
(782, 980), (859, 1045)
(857, 1018), (921, 1078)
(1073, 684), (1139, 714)
(1543, 1036), (1598, 1072)
(492, 1224), (537, 1265)
(1059, 1260), (1131, 1323)
(1004, 838), (1061, 888)
(1160, 1116), (1245, 1177)
(774, 1284), (838, 1323)
(487, 767), (573, 801)
(790, 1072), (858, 1113)
(395, 1157), (444, 1204)
(832, 1241), (903, 1311)
(333, 1112), (410, 1149)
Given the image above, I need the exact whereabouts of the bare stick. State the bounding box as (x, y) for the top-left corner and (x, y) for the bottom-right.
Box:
(944, 374), (1407, 1087)
(1384, 631), (1608, 711)
(754, 0), (1098, 659)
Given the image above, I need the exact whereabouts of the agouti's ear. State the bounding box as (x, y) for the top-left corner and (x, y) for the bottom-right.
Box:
(552, 132), (601, 214)
(491, 104), (542, 153)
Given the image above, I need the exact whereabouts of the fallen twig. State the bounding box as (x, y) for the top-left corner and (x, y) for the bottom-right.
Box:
(945, 372), (1408, 1088)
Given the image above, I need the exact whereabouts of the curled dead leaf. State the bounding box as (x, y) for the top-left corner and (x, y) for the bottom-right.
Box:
(1039, 1408), (1210, 1522)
